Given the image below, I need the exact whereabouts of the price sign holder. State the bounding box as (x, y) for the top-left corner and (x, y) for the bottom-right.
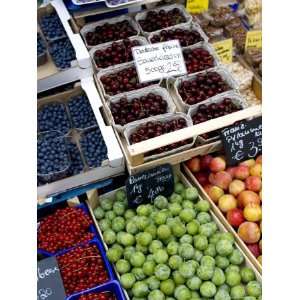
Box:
(126, 164), (174, 207)
(221, 117), (262, 166)
(212, 39), (233, 64)
(132, 40), (187, 83)
(37, 257), (66, 300)
(186, 0), (209, 14)
(245, 30), (262, 50)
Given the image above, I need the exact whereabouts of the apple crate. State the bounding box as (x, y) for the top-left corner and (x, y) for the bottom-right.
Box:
(37, 76), (124, 200)
(135, 3), (193, 36)
(183, 164), (262, 274)
(37, 0), (91, 93)
(85, 169), (261, 300)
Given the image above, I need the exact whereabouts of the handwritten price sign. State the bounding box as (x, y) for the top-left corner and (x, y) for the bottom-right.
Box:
(132, 40), (187, 83)
(245, 30), (262, 50)
(213, 39), (233, 64)
(186, 0), (209, 14)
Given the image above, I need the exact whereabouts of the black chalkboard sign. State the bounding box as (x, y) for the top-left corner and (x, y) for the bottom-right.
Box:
(37, 257), (66, 300)
(221, 117), (262, 166)
(126, 164), (174, 207)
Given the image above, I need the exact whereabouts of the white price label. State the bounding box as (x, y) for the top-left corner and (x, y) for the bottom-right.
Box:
(132, 40), (187, 83)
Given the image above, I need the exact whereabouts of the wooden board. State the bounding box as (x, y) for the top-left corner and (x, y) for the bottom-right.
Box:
(85, 169), (262, 300)
(183, 164), (262, 274)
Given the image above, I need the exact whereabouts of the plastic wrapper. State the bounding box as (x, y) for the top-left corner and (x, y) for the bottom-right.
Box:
(89, 36), (148, 71)
(80, 15), (140, 49)
(173, 66), (238, 112)
(208, 6), (235, 27)
(225, 61), (254, 92)
(241, 88), (261, 106)
(188, 91), (248, 143)
(124, 113), (195, 162)
(106, 86), (176, 132)
(245, 48), (262, 68)
(135, 4), (192, 35)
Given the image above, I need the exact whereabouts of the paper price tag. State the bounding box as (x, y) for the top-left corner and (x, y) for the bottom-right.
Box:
(212, 39), (233, 64)
(132, 40), (187, 83)
(186, 0), (209, 14)
(245, 30), (262, 50)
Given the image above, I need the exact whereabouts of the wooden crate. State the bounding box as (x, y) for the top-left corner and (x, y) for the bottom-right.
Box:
(85, 169), (261, 300)
(183, 164), (262, 274)
(117, 105), (261, 173)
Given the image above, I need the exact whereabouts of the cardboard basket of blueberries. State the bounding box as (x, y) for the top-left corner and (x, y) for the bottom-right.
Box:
(89, 36), (148, 72)
(37, 32), (48, 66)
(135, 4), (193, 36)
(187, 91), (248, 144)
(37, 79), (124, 198)
(123, 112), (195, 162)
(148, 21), (209, 47)
(80, 15), (140, 49)
(97, 62), (162, 99)
(37, 4), (77, 70)
(172, 66), (239, 112)
(105, 86), (177, 133)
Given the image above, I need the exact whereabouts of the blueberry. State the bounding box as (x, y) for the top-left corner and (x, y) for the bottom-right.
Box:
(38, 102), (71, 134)
(67, 141), (85, 175)
(80, 127), (108, 168)
(37, 132), (70, 183)
(40, 12), (66, 40)
(67, 94), (97, 129)
(49, 38), (76, 69)
(37, 33), (46, 56)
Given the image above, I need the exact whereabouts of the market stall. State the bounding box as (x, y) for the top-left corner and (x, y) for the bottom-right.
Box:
(37, 0), (262, 299)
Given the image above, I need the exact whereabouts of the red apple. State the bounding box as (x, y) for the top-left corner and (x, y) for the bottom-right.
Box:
(245, 176), (262, 192)
(234, 165), (250, 180)
(226, 208), (245, 228)
(186, 157), (201, 173)
(209, 171), (232, 190)
(238, 190), (261, 208)
(201, 154), (213, 170)
(247, 243), (261, 258)
(209, 157), (226, 172)
(195, 171), (209, 186)
(238, 222), (261, 244)
(204, 184), (213, 195)
(226, 166), (237, 178)
(229, 179), (246, 196)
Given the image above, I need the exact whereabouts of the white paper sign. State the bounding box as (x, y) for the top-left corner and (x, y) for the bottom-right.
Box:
(132, 40), (187, 83)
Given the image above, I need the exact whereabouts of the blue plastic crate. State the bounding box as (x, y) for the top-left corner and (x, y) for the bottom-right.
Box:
(57, 238), (117, 298)
(63, 0), (107, 12)
(67, 280), (126, 300)
(37, 203), (97, 257)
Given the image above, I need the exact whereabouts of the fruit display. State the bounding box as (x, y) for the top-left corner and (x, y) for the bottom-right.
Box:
(137, 7), (188, 33)
(38, 102), (71, 134)
(80, 127), (108, 168)
(57, 244), (110, 296)
(68, 94), (97, 129)
(92, 183), (261, 299)
(99, 66), (158, 96)
(39, 12), (66, 40)
(49, 38), (76, 69)
(110, 92), (169, 126)
(78, 291), (116, 300)
(150, 27), (205, 47)
(183, 46), (216, 74)
(38, 206), (94, 254)
(186, 154), (262, 263)
(84, 19), (138, 47)
(127, 117), (191, 156)
(177, 71), (231, 106)
(92, 39), (142, 69)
